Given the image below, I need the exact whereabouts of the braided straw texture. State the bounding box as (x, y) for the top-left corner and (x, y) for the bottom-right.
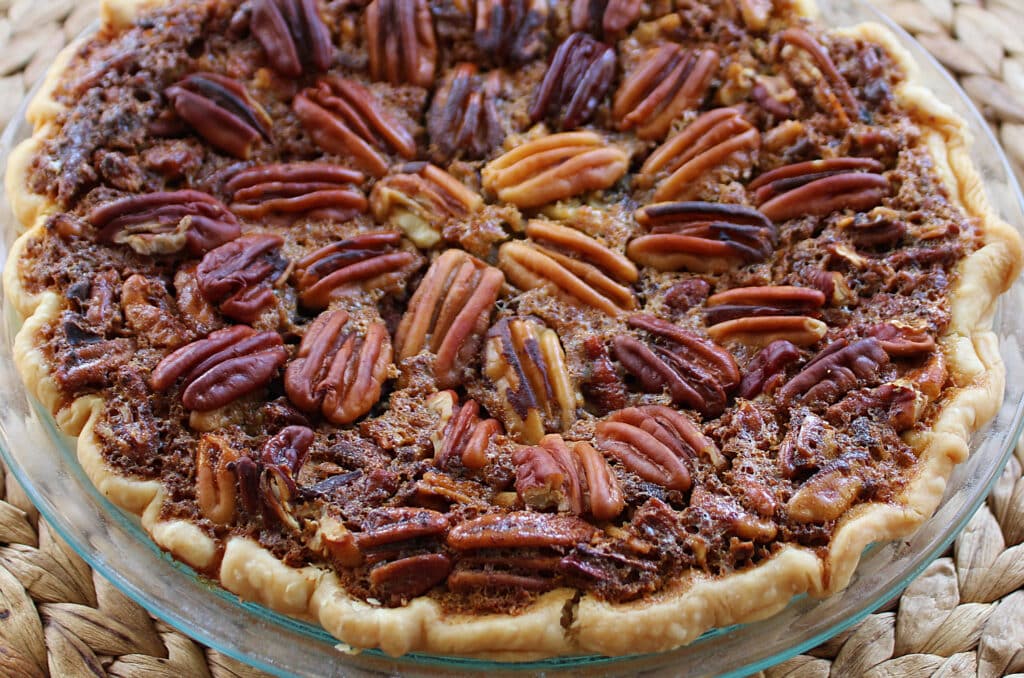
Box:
(0, 0), (1022, 675)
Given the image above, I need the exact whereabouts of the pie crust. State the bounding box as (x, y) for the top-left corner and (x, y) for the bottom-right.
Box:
(3, 0), (1021, 660)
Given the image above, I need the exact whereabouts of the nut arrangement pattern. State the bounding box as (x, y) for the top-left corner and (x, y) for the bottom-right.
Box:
(7, 0), (1005, 655)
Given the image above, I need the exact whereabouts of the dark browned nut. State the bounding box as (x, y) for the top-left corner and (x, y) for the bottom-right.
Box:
(474, 0), (548, 66)
(427, 64), (505, 162)
(613, 313), (740, 417)
(427, 391), (502, 470)
(571, 0), (641, 39)
(630, 201), (776, 273)
(866, 323), (935, 357)
(369, 553), (453, 601)
(826, 382), (920, 431)
(165, 73), (272, 159)
(482, 131), (628, 208)
(253, 426), (314, 530)
(778, 337), (890, 406)
(251, 0), (333, 78)
(394, 249), (504, 389)
(774, 28), (860, 121)
(804, 269), (855, 306)
(513, 434), (625, 521)
(498, 219), (638, 317)
(285, 309), (392, 424)
(82, 269), (121, 334)
(121, 274), (190, 349)
(196, 433), (241, 524)
(750, 157), (887, 222)
(293, 77), (417, 177)
(294, 230), (420, 310)
(738, 339), (801, 399)
(638, 108), (760, 202)
(778, 412), (837, 480)
(365, 0), (437, 88)
(529, 32), (616, 130)
(484, 317), (580, 443)
(447, 511), (597, 550)
(705, 285), (828, 347)
(843, 206), (907, 249)
(613, 45), (718, 140)
(447, 528), (572, 592)
(151, 325), (288, 411)
(595, 405), (723, 491)
(370, 163), (482, 248)
(225, 163), (367, 220)
(357, 507), (449, 550)
(88, 190), (241, 256)
(196, 233), (287, 323)
(689, 486), (777, 542)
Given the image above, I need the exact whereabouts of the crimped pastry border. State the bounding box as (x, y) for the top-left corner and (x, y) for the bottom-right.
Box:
(3, 0), (1021, 660)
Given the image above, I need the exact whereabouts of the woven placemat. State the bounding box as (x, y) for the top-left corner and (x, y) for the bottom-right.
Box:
(0, 1), (1022, 676)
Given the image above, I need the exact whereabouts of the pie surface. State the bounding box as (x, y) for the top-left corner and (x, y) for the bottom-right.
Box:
(4, 0), (1022, 660)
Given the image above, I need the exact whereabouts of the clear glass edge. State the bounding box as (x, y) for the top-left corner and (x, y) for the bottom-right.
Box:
(0, 2), (1020, 676)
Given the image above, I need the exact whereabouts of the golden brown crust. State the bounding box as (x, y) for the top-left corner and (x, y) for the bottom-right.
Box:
(3, 0), (1021, 660)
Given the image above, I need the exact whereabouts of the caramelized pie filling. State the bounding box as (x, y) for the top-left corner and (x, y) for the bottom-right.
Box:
(18, 0), (977, 610)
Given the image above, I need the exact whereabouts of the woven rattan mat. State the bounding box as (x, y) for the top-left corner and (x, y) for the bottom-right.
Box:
(1, 1), (1023, 676)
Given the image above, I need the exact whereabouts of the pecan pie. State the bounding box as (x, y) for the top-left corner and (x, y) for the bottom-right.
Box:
(4, 0), (1021, 660)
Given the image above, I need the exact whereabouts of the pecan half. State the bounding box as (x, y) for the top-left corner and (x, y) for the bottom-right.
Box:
(750, 157), (887, 222)
(225, 163), (367, 220)
(787, 466), (863, 524)
(196, 233), (286, 323)
(613, 45), (719, 140)
(843, 206), (907, 249)
(427, 63), (504, 162)
(248, 448), (307, 520)
(826, 383), (920, 432)
(738, 339), (801, 399)
(165, 73), (272, 159)
(513, 434), (624, 521)
(365, 0), (437, 88)
(370, 162), (482, 248)
(705, 285), (827, 347)
(251, 0), (333, 77)
(775, 28), (860, 121)
(285, 309), (392, 424)
(612, 313), (740, 416)
(501, 225), (637, 318)
(629, 201), (776, 273)
(528, 32), (616, 130)
(294, 77), (417, 177)
(595, 405), (724, 491)
(446, 511), (597, 592)
(151, 325), (288, 411)
(427, 391), (502, 470)
(778, 412), (836, 480)
(88, 190), (241, 256)
(866, 323), (935, 357)
(196, 433), (241, 524)
(356, 507), (452, 601)
(778, 338), (890, 406)
(570, 0), (642, 39)
(638, 108), (760, 202)
(484, 316), (580, 443)
(294, 231), (419, 309)
(474, 0), (548, 66)
(394, 249), (504, 388)
(121, 274), (190, 349)
(482, 131), (628, 208)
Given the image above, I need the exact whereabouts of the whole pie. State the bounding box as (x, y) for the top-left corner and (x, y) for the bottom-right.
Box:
(4, 0), (1022, 660)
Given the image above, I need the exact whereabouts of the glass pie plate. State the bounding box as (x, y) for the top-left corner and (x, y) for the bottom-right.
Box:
(0, 1), (1022, 676)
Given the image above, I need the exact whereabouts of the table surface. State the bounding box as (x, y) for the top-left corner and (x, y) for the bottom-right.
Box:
(0, 1), (1022, 676)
